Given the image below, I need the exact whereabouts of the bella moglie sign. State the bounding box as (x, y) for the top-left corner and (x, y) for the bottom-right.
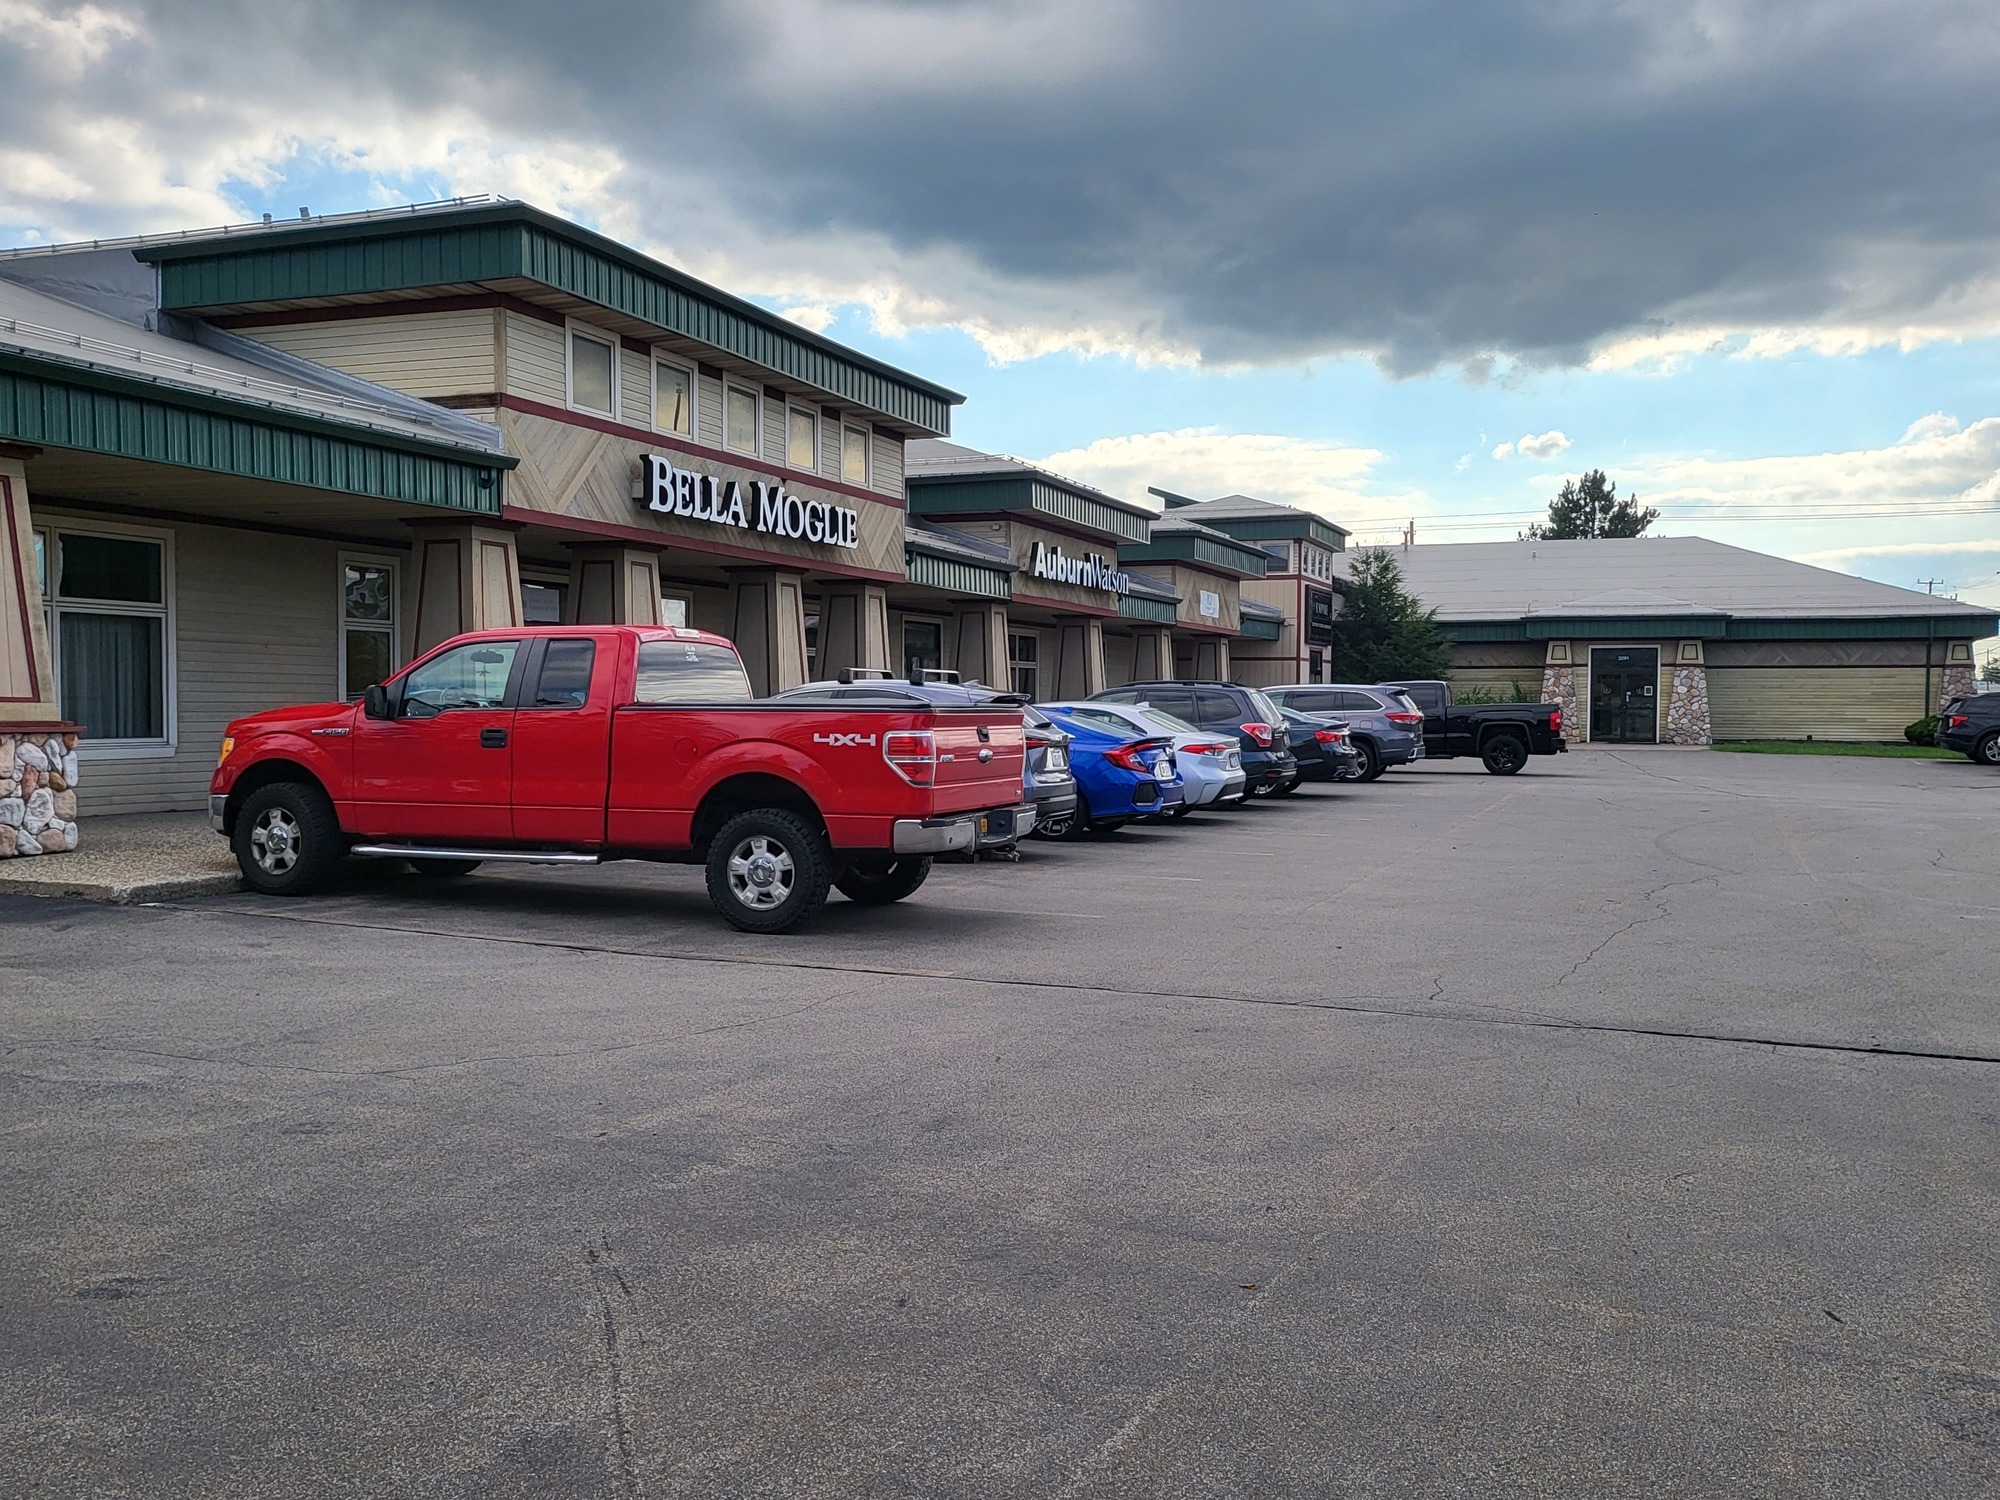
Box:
(640, 453), (859, 550)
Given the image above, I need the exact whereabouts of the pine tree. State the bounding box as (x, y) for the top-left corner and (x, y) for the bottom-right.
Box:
(1331, 548), (1451, 681)
(1523, 469), (1659, 539)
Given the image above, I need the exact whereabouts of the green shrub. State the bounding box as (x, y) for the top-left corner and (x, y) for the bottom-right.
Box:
(1449, 680), (1537, 706)
(1905, 715), (1939, 745)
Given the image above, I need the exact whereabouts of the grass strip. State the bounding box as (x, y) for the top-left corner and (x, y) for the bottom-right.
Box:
(1710, 740), (1958, 759)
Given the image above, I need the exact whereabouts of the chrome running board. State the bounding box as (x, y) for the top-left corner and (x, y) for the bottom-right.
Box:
(350, 844), (601, 866)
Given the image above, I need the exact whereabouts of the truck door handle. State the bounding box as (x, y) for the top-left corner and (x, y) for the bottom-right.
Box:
(480, 728), (508, 749)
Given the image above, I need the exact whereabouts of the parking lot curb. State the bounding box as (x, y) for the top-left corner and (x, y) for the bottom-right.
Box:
(0, 871), (243, 905)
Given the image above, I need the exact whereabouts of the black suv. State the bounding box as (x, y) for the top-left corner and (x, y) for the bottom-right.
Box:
(1089, 681), (1298, 794)
(1938, 694), (2000, 763)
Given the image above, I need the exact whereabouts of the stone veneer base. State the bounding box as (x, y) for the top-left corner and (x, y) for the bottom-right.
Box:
(0, 731), (81, 857)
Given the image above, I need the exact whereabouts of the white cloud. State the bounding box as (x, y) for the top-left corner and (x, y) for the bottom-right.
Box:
(1491, 441), (1514, 460)
(1795, 538), (2000, 566)
(1516, 429), (1571, 460)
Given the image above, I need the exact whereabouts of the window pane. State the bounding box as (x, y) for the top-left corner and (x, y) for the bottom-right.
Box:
(344, 627), (393, 699)
(522, 580), (566, 624)
(788, 407), (817, 469)
(660, 595), (689, 628)
(633, 641), (753, 703)
(60, 533), (161, 604)
(532, 639), (596, 708)
(726, 386), (758, 454)
(842, 426), (869, 484)
(343, 563), (393, 624)
(32, 531), (47, 596)
(570, 331), (614, 414)
(655, 362), (692, 434)
(903, 620), (942, 679)
(60, 612), (164, 739)
(402, 640), (519, 714)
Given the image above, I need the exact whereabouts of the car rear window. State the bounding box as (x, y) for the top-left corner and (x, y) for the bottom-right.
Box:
(1192, 689), (1237, 723)
(633, 640), (754, 703)
(1245, 689), (1285, 725)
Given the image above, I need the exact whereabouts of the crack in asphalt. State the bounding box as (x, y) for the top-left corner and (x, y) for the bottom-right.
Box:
(71, 899), (1994, 1070)
(1554, 873), (1720, 988)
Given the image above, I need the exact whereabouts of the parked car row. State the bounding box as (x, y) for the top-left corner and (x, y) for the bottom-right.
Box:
(1937, 692), (2000, 762)
(210, 626), (1564, 937)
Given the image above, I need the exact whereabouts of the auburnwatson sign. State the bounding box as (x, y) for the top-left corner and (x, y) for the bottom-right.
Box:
(640, 454), (859, 551)
(1028, 540), (1131, 595)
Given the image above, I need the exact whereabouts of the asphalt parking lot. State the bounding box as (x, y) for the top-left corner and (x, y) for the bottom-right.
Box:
(4, 748), (1998, 1498)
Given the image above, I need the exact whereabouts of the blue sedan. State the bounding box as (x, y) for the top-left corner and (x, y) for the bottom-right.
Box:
(1034, 707), (1184, 839)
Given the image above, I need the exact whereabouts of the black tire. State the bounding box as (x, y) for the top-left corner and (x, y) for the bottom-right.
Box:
(835, 855), (932, 906)
(1977, 732), (2000, 766)
(232, 781), (344, 896)
(1041, 790), (1092, 841)
(407, 857), (482, 878)
(704, 808), (831, 934)
(1481, 734), (1529, 775)
(1271, 776), (1300, 797)
(1354, 740), (1385, 782)
(1089, 819), (1130, 836)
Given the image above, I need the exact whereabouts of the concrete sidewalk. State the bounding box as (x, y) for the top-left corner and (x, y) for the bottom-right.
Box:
(0, 812), (239, 903)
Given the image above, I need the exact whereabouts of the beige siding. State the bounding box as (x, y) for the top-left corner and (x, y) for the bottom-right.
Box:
(619, 348), (650, 426)
(503, 312), (567, 407)
(242, 311), (494, 399)
(1708, 666), (1931, 742)
(697, 374), (725, 448)
(761, 393), (786, 464)
(819, 410), (843, 481)
(63, 518), (352, 814)
(872, 431), (904, 497)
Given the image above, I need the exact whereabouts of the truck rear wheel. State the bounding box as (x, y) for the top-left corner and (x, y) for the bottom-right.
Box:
(835, 855), (932, 905)
(1481, 734), (1528, 775)
(233, 781), (344, 896)
(705, 808), (831, 934)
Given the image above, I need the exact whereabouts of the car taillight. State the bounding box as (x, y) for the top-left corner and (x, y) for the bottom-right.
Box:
(1948, 714), (1969, 729)
(1314, 728), (1343, 745)
(1182, 740), (1230, 755)
(1385, 710), (1424, 726)
(882, 729), (937, 785)
(1240, 722), (1273, 748)
(1549, 708), (1562, 733)
(1104, 741), (1161, 774)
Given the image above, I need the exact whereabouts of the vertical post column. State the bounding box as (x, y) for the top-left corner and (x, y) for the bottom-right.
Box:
(818, 583), (892, 680)
(1054, 615), (1107, 698)
(728, 569), (809, 696)
(567, 544), (664, 626)
(1131, 627), (1175, 681)
(0, 446), (82, 859)
(409, 521), (524, 654)
(1189, 636), (1231, 681)
(951, 603), (1010, 688)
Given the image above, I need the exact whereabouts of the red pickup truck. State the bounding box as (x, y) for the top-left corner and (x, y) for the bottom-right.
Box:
(208, 625), (1032, 932)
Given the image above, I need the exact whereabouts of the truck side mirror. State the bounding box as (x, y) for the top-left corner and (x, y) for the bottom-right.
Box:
(363, 683), (391, 720)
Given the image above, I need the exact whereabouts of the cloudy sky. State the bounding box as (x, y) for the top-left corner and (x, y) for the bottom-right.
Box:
(6, 0), (2000, 615)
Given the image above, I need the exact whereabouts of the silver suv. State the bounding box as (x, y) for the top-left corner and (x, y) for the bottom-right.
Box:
(1264, 684), (1425, 782)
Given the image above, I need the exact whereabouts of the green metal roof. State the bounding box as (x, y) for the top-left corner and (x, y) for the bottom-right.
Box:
(1117, 528), (1270, 578)
(134, 203), (963, 436)
(0, 347), (509, 512)
(906, 474), (1152, 544)
(1117, 593), (1179, 625)
(1238, 616), (1284, 640)
(905, 545), (1011, 601)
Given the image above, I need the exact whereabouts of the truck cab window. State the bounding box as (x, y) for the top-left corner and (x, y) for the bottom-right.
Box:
(532, 639), (596, 708)
(634, 640), (755, 703)
(401, 641), (520, 717)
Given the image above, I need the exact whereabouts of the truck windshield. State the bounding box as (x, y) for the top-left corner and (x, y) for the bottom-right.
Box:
(634, 640), (754, 703)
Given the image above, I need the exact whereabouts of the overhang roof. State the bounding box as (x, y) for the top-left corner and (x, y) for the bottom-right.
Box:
(1118, 510), (1271, 578)
(1151, 487), (1350, 551)
(905, 439), (1154, 544)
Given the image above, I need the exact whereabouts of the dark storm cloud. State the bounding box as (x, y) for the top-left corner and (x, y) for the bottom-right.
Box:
(20, 0), (2000, 368)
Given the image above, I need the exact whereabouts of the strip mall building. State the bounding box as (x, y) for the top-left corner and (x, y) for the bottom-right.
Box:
(0, 200), (1284, 827)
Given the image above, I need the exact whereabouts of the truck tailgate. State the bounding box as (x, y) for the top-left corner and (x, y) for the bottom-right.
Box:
(928, 709), (1027, 814)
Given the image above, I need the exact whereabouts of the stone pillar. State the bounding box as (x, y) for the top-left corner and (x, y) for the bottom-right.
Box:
(0, 448), (82, 860)
(728, 569), (809, 696)
(1940, 645), (1977, 710)
(1661, 641), (1711, 745)
(567, 544), (664, 626)
(410, 522), (524, 653)
(1131, 627), (1175, 682)
(1053, 615), (1107, 698)
(950, 603), (1009, 688)
(1190, 635), (1230, 681)
(1541, 641), (1582, 744)
(819, 583), (892, 681)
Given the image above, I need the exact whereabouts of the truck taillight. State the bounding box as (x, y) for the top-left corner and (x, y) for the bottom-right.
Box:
(1240, 721), (1273, 748)
(1549, 708), (1562, 733)
(1385, 710), (1424, 726)
(882, 729), (937, 785)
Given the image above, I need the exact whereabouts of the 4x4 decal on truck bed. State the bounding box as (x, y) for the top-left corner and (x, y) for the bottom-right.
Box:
(813, 732), (879, 747)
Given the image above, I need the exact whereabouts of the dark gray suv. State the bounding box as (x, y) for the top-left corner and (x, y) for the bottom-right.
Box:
(1265, 684), (1425, 782)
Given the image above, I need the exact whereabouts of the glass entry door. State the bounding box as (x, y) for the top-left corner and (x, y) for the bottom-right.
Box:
(1589, 647), (1660, 743)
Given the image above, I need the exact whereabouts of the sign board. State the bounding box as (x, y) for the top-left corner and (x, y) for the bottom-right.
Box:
(640, 453), (858, 551)
(1198, 589), (1221, 620)
(1028, 540), (1131, 596)
(1306, 587), (1336, 645)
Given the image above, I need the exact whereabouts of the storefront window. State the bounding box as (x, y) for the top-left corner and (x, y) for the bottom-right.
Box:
(1008, 631), (1038, 697)
(341, 557), (399, 700)
(521, 579), (566, 625)
(654, 359), (694, 436)
(842, 424), (870, 485)
(788, 405), (818, 470)
(660, 594), (690, 628)
(904, 619), (942, 680)
(568, 327), (616, 416)
(41, 527), (171, 745)
(726, 384), (760, 455)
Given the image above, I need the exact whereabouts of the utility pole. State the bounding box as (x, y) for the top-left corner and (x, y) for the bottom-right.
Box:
(1919, 577), (1946, 594)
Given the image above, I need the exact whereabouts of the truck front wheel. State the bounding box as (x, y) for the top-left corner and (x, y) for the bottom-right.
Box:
(233, 781), (344, 896)
(835, 855), (932, 905)
(706, 809), (831, 934)
(1481, 734), (1528, 775)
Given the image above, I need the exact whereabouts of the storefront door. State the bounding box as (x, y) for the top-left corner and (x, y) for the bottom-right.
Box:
(1589, 647), (1659, 743)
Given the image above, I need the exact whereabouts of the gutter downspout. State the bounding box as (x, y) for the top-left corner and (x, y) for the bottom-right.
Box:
(1925, 617), (1935, 716)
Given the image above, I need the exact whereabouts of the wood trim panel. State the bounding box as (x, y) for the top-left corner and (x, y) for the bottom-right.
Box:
(501, 505), (906, 585)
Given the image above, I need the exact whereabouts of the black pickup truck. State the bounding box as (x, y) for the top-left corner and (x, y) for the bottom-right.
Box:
(1383, 680), (1567, 775)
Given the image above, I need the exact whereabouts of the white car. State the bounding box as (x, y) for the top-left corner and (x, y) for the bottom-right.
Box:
(1040, 700), (1247, 813)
